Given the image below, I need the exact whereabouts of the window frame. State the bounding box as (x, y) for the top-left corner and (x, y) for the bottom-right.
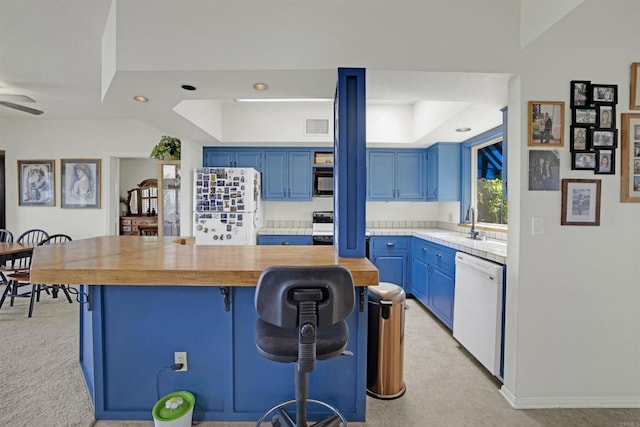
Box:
(460, 113), (506, 226)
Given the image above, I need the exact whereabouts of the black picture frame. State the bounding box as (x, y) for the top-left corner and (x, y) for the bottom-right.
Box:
(561, 179), (601, 226)
(571, 151), (597, 170)
(595, 149), (615, 175)
(596, 104), (615, 129)
(591, 129), (618, 148)
(570, 125), (591, 151)
(591, 84), (618, 104)
(572, 107), (598, 125)
(17, 159), (56, 206)
(570, 80), (591, 107)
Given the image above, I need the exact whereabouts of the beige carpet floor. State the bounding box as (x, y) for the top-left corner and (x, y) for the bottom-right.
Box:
(2, 293), (640, 426)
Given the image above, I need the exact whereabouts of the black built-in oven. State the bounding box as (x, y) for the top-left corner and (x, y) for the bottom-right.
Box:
(312, 167), (333, 197)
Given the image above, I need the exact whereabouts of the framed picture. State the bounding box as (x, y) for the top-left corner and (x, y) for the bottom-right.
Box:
(595, 149), (615, 175)
(561, 179), (601, 226)
(596, 104), (615, 129)
(591, 129), (617, 148)
(620, 113), (640, 202)
(591, 84), (617, 104)
(61, 159), (101, 208)
(572, 107), (598, 125)
(17, 160), (55, 206)
(571, 151), (597, 170)
(570, 125), (591, 151)
(528, 149), (560, 191)
(631, 63), (640, 110)
(570, 80), (591, 107)
(528, 101), (565, 146)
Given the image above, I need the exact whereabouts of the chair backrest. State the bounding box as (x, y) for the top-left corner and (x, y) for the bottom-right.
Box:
(39, 234), (72, 245)
(0, 229), (14, 243)
(255, 265), (355, 329)
(138, 225), (158, 236)
(16, 229), (49, 245)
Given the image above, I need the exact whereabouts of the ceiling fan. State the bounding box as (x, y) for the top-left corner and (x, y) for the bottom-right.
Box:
(0, 94), (44, 115)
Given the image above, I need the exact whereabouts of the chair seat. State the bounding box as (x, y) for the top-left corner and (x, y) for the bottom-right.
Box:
(7, 271), (30, 281)
(255, 319), (349, 363)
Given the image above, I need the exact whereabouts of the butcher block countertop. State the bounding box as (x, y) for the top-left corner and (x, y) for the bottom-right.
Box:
(29, 236), (378, 287)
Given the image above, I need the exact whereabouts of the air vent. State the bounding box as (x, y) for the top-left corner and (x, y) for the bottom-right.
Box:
(305, 118), (330, 136)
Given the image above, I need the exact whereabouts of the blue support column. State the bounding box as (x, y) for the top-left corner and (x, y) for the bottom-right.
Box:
(334, 68), (366, 258)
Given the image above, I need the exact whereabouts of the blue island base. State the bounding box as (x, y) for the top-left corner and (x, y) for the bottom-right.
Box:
(79, 285), (368, 422)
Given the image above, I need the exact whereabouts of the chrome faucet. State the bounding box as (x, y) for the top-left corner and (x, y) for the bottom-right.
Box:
(466, 205), (480, 240)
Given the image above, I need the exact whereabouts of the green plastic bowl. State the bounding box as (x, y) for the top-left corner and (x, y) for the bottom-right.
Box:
(152, 391), (195, 422)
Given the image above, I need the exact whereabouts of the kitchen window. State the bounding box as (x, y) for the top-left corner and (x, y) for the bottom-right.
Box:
(472, 138), (506, 225)
(461, 125), (507, 228)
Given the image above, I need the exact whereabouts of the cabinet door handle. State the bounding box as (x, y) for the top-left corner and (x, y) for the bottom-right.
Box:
(421, 247), (427, 252)
(281, 242), (290, 245)
(436, 253), (442, 258)
(386, 242), (395, 247)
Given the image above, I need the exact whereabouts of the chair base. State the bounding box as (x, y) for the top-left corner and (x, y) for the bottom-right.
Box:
(256, 399), (348, 427)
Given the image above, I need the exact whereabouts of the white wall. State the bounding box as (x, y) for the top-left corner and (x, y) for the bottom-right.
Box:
(502, 0), (640, 408)
(0, 119), (169, 239)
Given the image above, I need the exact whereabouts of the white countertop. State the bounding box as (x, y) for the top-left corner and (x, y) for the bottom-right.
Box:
(258, 227), (507, 264)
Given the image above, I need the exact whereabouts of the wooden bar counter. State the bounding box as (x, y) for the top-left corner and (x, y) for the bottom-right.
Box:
(30, 236), (378, 423)
(30, 236), (378, 287)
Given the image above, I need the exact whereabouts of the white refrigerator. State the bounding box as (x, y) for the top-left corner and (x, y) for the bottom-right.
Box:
(193, 167), (263, 245)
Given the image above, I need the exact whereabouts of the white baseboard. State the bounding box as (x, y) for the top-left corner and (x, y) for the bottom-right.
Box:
(500, 385), (640, 409)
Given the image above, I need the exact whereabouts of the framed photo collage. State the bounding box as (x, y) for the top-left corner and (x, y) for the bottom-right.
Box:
(569, 81), (618, 175)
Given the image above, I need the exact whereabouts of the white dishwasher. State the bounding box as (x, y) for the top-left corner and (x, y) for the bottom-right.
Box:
(453, 252), (504, 376)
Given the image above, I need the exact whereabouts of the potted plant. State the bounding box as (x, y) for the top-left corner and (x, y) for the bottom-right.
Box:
(150, 135), (181, 160)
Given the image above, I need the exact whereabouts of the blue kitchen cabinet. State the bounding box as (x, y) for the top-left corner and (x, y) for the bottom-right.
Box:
(426, 143), (461, 201)
(410, 237), (456, 329)
(411, 256), (429, 304)
(257, 235), (312, 245)
(367, 150), (424, 201)
(428, 265), (455, 329)
(263, 150), (312, 201)
(369, 236), (409, 290)
(203, 147), (263, 171)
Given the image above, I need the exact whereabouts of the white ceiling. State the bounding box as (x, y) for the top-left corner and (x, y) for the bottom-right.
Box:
(0, 0), (513, 147)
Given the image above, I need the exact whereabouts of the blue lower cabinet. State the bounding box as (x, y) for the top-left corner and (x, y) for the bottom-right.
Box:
(257, 235), (312, 245)
(369, 236), (409, 290)
(410, 257), (429, 306)
(428, 265), (455, 329)
(410, 238), (456, 330)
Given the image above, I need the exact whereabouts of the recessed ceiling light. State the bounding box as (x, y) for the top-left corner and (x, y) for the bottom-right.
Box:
(133, 96), (148, 102)
(456, 127), (472, 132)
(253, 82), (269, 91)
(181, 84), (196, 91)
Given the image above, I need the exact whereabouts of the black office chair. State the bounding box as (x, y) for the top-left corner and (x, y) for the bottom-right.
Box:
(254, 265), (355, 427)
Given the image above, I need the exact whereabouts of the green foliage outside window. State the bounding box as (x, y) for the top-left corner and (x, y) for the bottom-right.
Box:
(477, 177), (507, 225)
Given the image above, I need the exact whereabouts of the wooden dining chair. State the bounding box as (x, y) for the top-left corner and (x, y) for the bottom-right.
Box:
(138, 224), (158, 236)
(27, 234), (74, 315)
(0, 229), (15, 271)
(0, 229), (13, 243)
(0, 229), (52, 317)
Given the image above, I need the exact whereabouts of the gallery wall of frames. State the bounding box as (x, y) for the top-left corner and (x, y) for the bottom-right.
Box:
(528, 62), (640, 226)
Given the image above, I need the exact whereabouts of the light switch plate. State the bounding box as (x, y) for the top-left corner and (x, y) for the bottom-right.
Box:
(532, 216), (544, 235)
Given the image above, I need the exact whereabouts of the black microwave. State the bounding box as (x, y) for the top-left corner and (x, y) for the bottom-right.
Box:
(313, 167), (333, 197)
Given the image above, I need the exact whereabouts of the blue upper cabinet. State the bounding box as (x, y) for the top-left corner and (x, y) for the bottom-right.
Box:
(426, 143), (460, 201)
(203, 148), (263, 171)
(367, 149), (424, 201)
(263, 149), (312, 200)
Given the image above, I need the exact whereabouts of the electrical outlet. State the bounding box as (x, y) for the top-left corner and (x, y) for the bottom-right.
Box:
(174, 351), (188, 372)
